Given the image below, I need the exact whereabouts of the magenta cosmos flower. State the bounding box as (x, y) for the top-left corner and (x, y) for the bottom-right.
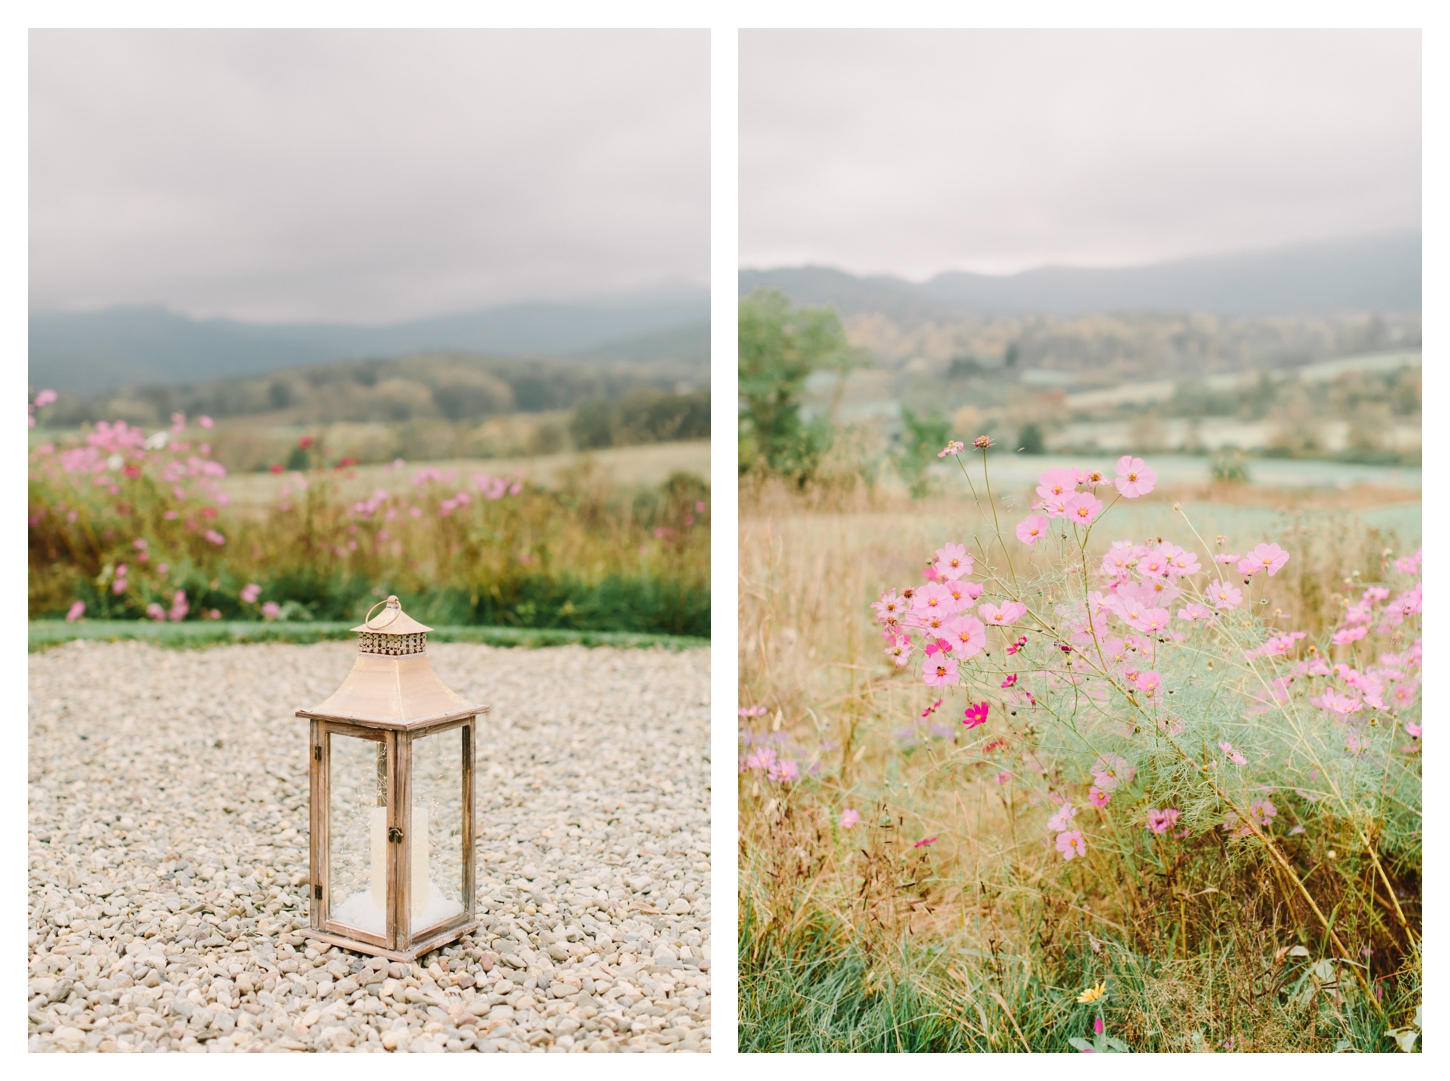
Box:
(1016, 514), (1050, 544)
(1056, 830), (1087, 860)
(1238, 542), (1290, 577)
(962, 701), (990, 728)
(1114, 456), (1156, 497)
(934, 542), (974, 580)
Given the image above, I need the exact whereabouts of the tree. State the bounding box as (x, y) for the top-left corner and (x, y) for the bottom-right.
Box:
(738, 289), (862, 482)
(895, 409), (951, 498)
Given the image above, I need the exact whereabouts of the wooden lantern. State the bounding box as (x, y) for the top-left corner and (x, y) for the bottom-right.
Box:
(296, 596), (485, 960)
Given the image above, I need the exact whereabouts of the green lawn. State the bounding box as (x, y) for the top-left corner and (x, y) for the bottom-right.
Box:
(29, 619), (706, 653)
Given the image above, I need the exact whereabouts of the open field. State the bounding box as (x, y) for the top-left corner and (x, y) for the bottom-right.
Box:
(219, 442), (710, 516)
(738, 463), (1421, 1053)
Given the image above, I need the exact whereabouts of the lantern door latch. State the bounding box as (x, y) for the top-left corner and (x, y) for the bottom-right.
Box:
(387, 827), (404, 843)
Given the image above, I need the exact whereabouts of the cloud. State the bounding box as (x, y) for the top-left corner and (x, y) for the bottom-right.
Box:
(30, 29), (709, 322)
(741, 29), (1420, 278)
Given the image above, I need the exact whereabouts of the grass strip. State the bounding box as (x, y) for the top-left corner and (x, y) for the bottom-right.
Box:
(29, 619), (707, 653)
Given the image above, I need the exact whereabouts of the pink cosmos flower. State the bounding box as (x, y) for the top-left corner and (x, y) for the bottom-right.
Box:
(146, 603), (165, 621)
(1248, 797), (1277, 826)
(203, 529), (226, 545)
(1046, 803), (1078, 832)
(979, 600), (1026, 626)
(261, 601), (282, 620)
(884, 635), (914, 667)
(1130, 609), (1171, 635)
(1214, 553), (1241, 564)
(1088, 787), (1110, 808)
(1137, 551), (1169, 578)
(1114, 456), (1156, 498)
(963, 701), (990, 728)
(1317, 691), (1362, 714)
(1001, 673), (1018, 689)
(944, 614), (987, 658)
(1257, 631), (1308, 656)
(1064, 492), (1103, 526)
(1177, 603), (1214, 621)
(198, 415), (214, 429)
(1210, 583), (1242, 609)
(938, 441), (965, 457)
(1405, 722), (1422, 738)
(914, 836), (938, 848)
(1332, 624), (1369, 645)
(1016, 514), (1050, 544)
(1395, 549), (1422, 575)
(1100, 540), (1143, 579)
(934, 543), (974, 580)
(922, 656), (960, 686)
(768, 759), (800, 783)
(1146, 808), (1181, 834)
(1056, 830), (1087, 860)
(1036, 467), (1079, 500)
(871, 589), (905, 623)
(1163, 547), (1201, 576)
(943, 579), (976, 609)
(840, 809), (861, 829)
(1041, 494), (1071, 519)
(921, 698), (943, 718)
(1006, 634), (1028, 655)
(112, 577), (128, 594)
(914, 581), (957, 614)
(1091, 755), (1134, 791)
(35, 388), (57, 407)
(1218, 740), (1247, 765)
(1136, 670), (1163, 698)
(1238, 543), (1290, 577)
(240, 583), (262, 604)
(1077, 467), (1108, 488)
(65, 600), (85, 623)
(994, 771), (1012, 784)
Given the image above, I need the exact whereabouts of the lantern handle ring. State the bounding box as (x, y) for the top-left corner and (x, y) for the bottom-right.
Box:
(363, 596), (402, 630)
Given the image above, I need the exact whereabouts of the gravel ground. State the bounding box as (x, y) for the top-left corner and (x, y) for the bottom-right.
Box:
(28, 640), (711, 1053)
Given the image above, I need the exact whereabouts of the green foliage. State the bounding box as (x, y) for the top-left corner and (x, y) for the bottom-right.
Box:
(1209, 449), (1250, 483)
(893, 409), (950, 499)
(568, 388), (709, 451)
(738, 289), (863, 483)
(1016, 421), (1045, 455)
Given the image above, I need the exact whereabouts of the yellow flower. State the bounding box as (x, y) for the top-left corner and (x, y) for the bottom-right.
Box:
(1077, 982), (1107, 1004)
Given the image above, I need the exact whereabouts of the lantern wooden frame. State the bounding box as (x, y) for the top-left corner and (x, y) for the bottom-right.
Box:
(295, 597), (486, 961)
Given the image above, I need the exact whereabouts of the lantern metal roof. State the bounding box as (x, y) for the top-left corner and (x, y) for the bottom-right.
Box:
(297, 596), (485, 729)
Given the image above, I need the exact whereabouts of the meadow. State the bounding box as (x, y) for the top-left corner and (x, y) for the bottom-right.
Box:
(28, 411), (709, 639)
(737, 452), (1420, 1053)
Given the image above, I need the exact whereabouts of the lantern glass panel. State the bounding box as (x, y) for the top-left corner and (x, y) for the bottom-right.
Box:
(408, 726), (466, 937)
(327, 731), (389, 939)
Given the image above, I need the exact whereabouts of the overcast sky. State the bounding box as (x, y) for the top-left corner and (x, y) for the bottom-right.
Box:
(30, 29), (708, 324)
(741, 29), (1421, 279)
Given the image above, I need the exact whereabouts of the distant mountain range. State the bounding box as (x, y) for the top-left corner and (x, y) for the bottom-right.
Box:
(30, 286), (710, 393)
(740, 232), (1421, 319)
